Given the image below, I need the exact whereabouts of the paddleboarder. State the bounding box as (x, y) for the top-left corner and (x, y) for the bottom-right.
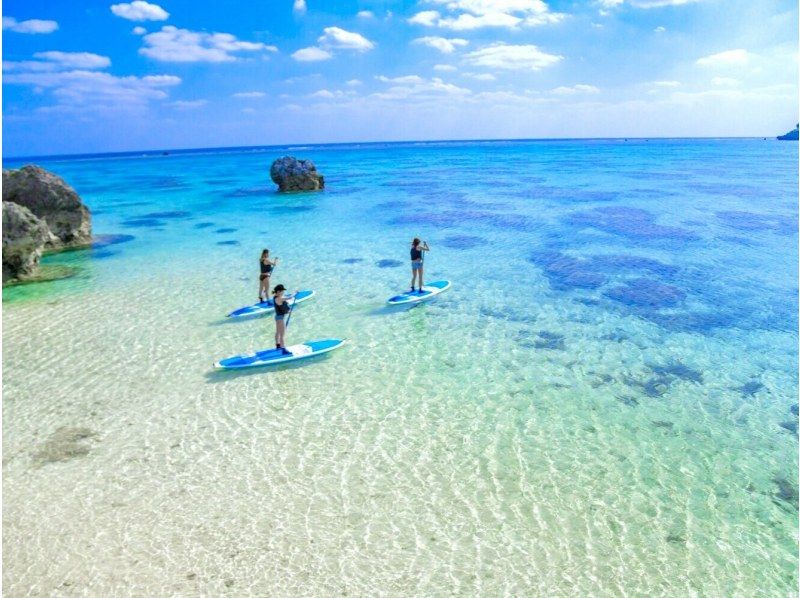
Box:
(273, 284), (292, 353)
(410, 238), (429, 293)
(259, 249), (279, 303)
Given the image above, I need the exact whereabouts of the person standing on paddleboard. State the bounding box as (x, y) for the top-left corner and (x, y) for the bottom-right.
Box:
(273, 284), (292, 353)
(259, 249), (279, 303)
(410, 237), (430, 293)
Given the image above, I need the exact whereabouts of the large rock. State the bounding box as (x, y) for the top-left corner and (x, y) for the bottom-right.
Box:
(269, 156), (324, 192)
(778, 124), (799, 141)
(2, 165), (91, 248)
(2, 201), (51, 282)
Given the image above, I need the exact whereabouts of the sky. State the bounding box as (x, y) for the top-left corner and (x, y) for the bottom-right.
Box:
(2, 0), (798, 156)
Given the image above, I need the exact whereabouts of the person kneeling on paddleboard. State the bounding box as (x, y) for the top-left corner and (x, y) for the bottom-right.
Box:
(259, 249), (279, 303)
(410, 237), (429, 293)
(273, 284), (292, 354)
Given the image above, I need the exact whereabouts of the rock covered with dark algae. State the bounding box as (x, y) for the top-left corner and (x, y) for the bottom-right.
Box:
(2, 165), (92, 283)
(269, 156), (324, 192)
(2, 201), (52, 282)
(3, 165), (91, 247)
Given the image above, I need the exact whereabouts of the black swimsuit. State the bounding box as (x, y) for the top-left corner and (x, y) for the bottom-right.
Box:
(260, 260), (273, 280)
(410, 247), (422, 261)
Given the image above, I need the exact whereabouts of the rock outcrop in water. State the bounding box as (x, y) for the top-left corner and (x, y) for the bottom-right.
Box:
(3, 165), (92, 248)
(269, 156), (324, 192)
(777, 124), (799, 141)
(2, 165), (92, 284)
(2, 201), (51, 282)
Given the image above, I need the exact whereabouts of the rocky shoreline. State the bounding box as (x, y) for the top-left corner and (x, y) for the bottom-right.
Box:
(2, 165), (92, 284)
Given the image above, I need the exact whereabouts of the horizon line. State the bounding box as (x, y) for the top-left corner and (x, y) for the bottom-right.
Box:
(2, 135), (782, 163)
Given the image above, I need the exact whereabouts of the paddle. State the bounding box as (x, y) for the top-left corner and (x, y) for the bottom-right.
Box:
(284, 289), (300, 329)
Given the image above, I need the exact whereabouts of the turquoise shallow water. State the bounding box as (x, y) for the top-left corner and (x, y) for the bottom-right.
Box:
(3, 139), (798, 595)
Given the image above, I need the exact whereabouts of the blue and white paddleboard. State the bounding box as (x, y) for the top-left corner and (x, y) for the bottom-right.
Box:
(387, 280), (451, 305)
(213, 338), (346, 370)
(227, 289), (315, 318)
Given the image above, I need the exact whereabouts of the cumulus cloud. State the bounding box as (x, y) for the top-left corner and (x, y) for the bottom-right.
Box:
(292, 47), (332, 62)
(345, 78), (362, 86)
(463, 43), (562, 71)
(651, 80), (680, 87)
(140, 26), (276, 62)
(654, 26), (665, 33)
(696, 49), (751, 67)
(170, 99), (207, 108)
(434, 64), (458, 71)
(110, 1), (169, 21)
(711, 76), (740, 87)
(372, 75), (471, 100)
(4, 69), (181, 111)
(293, 0), (307, 15)
(413, 36), (468, 54)
(464, 72), (496, 80)
(551, 84), (600, 94)
(4, 51), (111, 72)
(2, 17), (58, 34)
(318, 27), (374, 51)
(409, 0), (564, 30)
(232, 91), (266, 98)
(357, 10), (374, 18)
(132, 26), (147, 35)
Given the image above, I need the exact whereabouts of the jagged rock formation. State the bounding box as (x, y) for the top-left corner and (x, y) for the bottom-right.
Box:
(269, 156), (324, 192)
(777, 124), (799, 141)
(3, 165), (91, 248)
(2, 201), (51, 282)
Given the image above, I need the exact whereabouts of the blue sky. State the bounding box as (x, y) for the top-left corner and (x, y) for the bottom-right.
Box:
(3, 0), (798, 156)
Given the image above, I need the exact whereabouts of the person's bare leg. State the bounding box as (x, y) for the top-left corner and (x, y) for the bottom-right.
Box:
(418, 266), (424, 292)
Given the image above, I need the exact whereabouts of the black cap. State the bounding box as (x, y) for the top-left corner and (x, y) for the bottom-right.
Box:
(273, 284), (286, 293)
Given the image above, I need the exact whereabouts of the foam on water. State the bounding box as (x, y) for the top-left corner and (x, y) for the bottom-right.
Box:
(3, 139), (797, 595)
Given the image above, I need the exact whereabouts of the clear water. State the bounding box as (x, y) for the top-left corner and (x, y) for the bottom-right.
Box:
(3, 139), (798, 595)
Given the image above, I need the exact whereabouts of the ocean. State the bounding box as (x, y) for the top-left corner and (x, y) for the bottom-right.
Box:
(3, 138), (798, 595)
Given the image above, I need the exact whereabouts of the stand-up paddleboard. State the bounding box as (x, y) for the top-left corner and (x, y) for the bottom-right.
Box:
(227, 290), (315, 318)
(387, 280), (451, 305)
(214, 338), (346, 370)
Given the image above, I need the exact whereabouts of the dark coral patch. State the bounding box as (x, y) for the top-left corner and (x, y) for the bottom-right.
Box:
(604, 278), (686, 309)
(533, 331), (566, 350)
(716, 210), (797, 234)
(588, 254), (679, 278)
(779, 420), (798, 435)
(269, 205), (315, 214)
(225, 187), (271, 197)
(376, 259), (403, 268)
(442, 235), (485, 249)
(194, 222), (215, 229)
(529, 250), (606, 290)
(773, 477), (799, 509)
(649, 360), (703, 384)
(140, 210), (191, 219)
(92, 234), (135, 248)
(216, 240), (240, 246)
(567, 207), (699, 241)
(341, 258), (364, 264)
(121, 218), (163, 228)
(215, 228), (238, 234)
(737, 380), (764, 398)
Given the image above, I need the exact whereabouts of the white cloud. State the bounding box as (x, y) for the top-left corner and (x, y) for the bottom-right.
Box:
(34, 51), (112, 69)
(651, 80), (680, 87)
(410, 0), (565, 30)
(711, 76), (740, 87)
(2, 17), (58, 34)
(293, 0), (307, 15)
(345, 78), (362, 86)
(654, 26), (665, 33)
(310, 89), (336, 98)
(292, 46), (332, 62)
(110, 1), (169, 21)
(413, 36), (468, 54)
(373, 75), (471, 100)
(140, 26), (276, 62)
(629, 0), (699, 6)
(357, 10), (374, 18)
(464, 72), (496, 80)
(551, 84), (600, 94)
(232, 91), (266, 98)
(696, 49), (751, 67)
(318, 26), (375, 52)
(170, 99), (207, 108)
(463, 43), (562, 71)
(434, 64), (458, 71)
(4, 52), (112, 72)
(408, 11), (441, 26)
(4, 69), (181, 111)
(132, 26), (146, 35)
